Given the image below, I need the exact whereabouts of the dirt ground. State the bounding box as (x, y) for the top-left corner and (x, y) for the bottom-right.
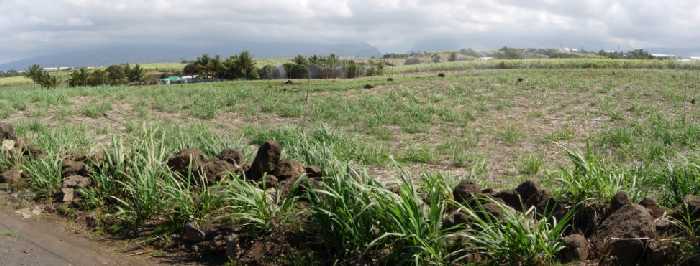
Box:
(0, 192), (162, 266)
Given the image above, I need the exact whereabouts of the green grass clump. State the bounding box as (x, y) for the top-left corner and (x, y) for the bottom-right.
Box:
(556, 149), (646, 203)
(518, 154), (544, 176)
(497, 124), (524, 145)
(81, 102), (113, 118)
(459, 200), (571, 265)
(23, 153), (62, 197)
(220, 175), (297, 233)
(659, 159), (700, 207)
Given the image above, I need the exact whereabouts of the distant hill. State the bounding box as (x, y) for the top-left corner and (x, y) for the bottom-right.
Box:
(0, 41), (381, 71)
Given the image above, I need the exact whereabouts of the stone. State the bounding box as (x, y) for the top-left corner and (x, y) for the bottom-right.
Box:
(182, 223), (206, 243)
(452, 180), (482, 205)
(572, 204), (602, 237)
(0, 168), (22, 184)
(639, 198), (665, 219)
(61, 159), (88, 178)
(0, 123), (16, 141)
(304, 165), (322, 179)
(593, 204), (656, 265)
(62, 175), (91, 189)
(558, 234), (589, 263)
(61, 188), (75, 203)
(274, 159), (304, 181)
(600, 238), (645, 266)
(167, 148), (207, 176)
(515, 180), (549, 209)
(644, 240), (677, 266)
(610, 191), (630, 213)
(443, 210), (470, 228)
(246, 141), (281, 181)
(225, 234), (239, 258)
(203, 159), (237, 183)
(493, 189), (522, 211)
(217, 149), (243, 166)
(262, 175), (278, 189)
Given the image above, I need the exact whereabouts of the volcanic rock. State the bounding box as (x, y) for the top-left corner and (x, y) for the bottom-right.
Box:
(246, 141), (281, 181)
(182, 223), (206, 243)
(60, 188), (75, 203)
(304, 166), (322, 179)
(639, 198), (665, 219)
(558, 234), (589, 263)
(0, 123), (16, 141)
(600, 238), (645, 266)
(61, 159), (89, 178)
(217, 149), (243, 166)
(62, 175), (91, 189)
(0, 168), (22, 184)
(452, 180), (482, 205)
(610, 191), (630, 213)
(262, 175), (279, 189)
(203, 159), (238, 183)
(493, 189), (522, 211)
(593, 204), (656, 265)
(167, 148), (207, 176)
(644, 240), (677, 266)
(274, 159), (305, 181)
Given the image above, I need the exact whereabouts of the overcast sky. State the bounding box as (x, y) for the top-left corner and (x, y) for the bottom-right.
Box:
(1, 0), (700, 63)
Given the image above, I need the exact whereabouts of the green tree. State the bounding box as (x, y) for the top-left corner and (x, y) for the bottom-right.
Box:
(106, 65), (127, 85)
(88, 69), (108, 86)
(345, 60), (359, 78)
(236, 51), (258, 79)
(68, 68), (89, 87)
(128, 64), (145, 82)
(25, 64), (44, 84)
(293, 54), (308, 65)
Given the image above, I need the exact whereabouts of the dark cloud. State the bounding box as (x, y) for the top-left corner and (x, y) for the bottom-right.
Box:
(1, 0), (699, 62)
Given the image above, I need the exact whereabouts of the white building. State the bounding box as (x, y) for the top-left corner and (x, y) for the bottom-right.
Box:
(651, 54), (677, 59)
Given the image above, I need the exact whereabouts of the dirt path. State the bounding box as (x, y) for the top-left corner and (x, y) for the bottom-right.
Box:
(0, 194), (160, 266)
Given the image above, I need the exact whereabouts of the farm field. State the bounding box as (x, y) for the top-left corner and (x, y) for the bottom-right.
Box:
(1, 61), (699, 265)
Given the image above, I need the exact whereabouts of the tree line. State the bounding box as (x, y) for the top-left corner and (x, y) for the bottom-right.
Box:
(182, 51), (259, 80)
(183, 52), (385, 80)
(24, 64), (145, 89)
(68, 64), (145, 87)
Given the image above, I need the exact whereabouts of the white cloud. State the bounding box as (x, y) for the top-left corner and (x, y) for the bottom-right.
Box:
(1, 0), (700, 62)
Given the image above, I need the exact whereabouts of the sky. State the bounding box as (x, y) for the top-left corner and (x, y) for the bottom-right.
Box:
(1, 0), (700, 63)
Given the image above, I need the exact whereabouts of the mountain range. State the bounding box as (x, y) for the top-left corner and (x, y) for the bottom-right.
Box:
(0, 41), (382, 71)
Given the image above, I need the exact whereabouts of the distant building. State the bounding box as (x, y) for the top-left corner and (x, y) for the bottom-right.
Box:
(690, 56), (700, 61)
(651, 54), (677, 59)
(160, 76), (182, 85)
(479, 57), (494, 61)
(160, 75), (198, 85)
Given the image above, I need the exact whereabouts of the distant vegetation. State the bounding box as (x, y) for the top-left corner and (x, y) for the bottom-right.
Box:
(67, 64), (145, 87)
(22, 63), (146, 89)
(183, 52), (385, 80)
(10, 47), (694, 89)
(24, 65), (60, 89)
